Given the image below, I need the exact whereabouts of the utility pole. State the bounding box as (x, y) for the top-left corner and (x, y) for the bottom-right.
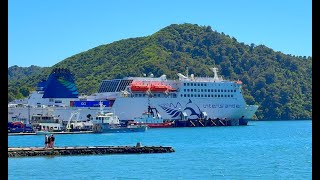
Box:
(28, 105), (30, 124)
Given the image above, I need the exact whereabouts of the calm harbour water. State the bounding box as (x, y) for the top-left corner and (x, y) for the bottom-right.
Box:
(8, 120), (312, 179)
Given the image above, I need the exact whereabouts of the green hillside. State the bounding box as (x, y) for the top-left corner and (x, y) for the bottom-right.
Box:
(8, 23), (312, 120)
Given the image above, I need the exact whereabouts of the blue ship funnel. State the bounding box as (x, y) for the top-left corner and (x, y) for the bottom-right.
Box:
(42, 68), (79, 98)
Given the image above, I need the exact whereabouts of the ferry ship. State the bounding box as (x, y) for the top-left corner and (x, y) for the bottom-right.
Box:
(8, 67), (258, 124)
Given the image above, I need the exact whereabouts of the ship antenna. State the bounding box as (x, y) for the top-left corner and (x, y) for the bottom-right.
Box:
(99, 101), (104, 114)
(186, 67), (189, 78)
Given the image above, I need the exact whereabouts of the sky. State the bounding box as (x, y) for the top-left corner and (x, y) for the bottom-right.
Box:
(8, 0), (312, 67)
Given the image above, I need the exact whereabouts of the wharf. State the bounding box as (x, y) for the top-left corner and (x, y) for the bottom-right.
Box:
(8, 131), (94, 136)
(8, 145), (175, 157)
(172, 117), (247, 127)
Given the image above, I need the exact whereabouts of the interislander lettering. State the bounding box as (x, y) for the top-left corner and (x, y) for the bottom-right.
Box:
(203, 104), (240, 109)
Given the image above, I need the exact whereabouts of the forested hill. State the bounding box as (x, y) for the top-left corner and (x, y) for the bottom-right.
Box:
(8, 23), (312, 120)
(8, 65), (48, 81)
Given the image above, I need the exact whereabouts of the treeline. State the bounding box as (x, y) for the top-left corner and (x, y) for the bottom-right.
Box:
(8, 23), (312, 120)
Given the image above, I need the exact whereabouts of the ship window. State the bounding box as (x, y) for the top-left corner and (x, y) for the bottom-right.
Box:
(215, 95), (217, 97)
(228, 95), (230, 97)
(201, 94), (203, 97)
(198, 94), (200, 97)
(191, 94), (193, 97)
(234, 90), (236, 92)
(198, 89), (200, 92)
(139, 94), (142, 97)
(184, 83), (186, 86)
(191, 89), (193, 92)
(205, 84), (207, 86)
(218, 89), (220, 92)
(224, 90), (226, 92)
(191, 83), (193, 86)
(205, 94), (207, 97)
(215, 89), (217, 92)
(201, 89), (203, 92)
(204, 89), (207, 92)
(187, 94), (190, 97)
(228, 90), (230, 92)
(187, 89), (190, 92)
(194, 89), (196, 92)
(184, 94), (186, 97)
(218, 95), (220, 97)
(231, 95), (233, 97)
(225, 95), (227, 97)
(49, 98), (54, 102)
(187, 83), (189, 86)
(211, 94), (214, 97)
(184, 89), (186, 92)
(181, 94), (183, 97)
(221, 89), (223, 92)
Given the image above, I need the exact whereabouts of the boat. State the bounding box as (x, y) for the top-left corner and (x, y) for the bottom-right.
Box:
(149, 82), (169, 92)
(8, 121), (34, 133)
(8, 67), (258, 125)
(133, 99), (173, 128)
(30, 110), (64, 134)
(130, 81), (150, 91)
(65, 110), (93, 132)
(91, 102), (147, 133)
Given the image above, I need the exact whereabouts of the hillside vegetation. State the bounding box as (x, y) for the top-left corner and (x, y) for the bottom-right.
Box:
(8, 23), (312, 120)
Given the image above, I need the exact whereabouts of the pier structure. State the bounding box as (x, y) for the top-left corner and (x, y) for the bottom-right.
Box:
(172, 117), (246, 127)
(8, 144), (175, 157)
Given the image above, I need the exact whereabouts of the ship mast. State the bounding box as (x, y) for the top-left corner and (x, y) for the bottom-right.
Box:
(186, 67), (189, 78)
(210, 67), (220, 81)
(99, 101), (105, 114)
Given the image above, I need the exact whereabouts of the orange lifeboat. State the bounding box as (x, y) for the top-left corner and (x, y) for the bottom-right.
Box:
(150, 82), (168, 92)
(130, 81), (150, 91)
(167, 85), (176, 92)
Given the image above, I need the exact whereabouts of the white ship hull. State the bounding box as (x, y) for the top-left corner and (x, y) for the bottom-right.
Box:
(8, 97), (258, 122)
(113, 97), (258, 120)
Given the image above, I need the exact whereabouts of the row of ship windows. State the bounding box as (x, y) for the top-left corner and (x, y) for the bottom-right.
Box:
(184, 83), (208, 86)
(183, 83), (233, 87)
(184, 89), (236, 93)
(181, 94), (234, 98)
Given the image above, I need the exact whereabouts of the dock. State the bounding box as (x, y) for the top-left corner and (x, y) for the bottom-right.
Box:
(8, 131), (94, 136)
(173, 117), (247, 127)
(8, 144), (175, 157)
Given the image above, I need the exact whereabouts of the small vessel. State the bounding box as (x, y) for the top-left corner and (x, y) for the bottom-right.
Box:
(92, 102), (147, 133)
(134, 99), (173, 128)
(30, 110), (64, 134)
(130, 81), (150, 92)
(65, 110), (93, 132)
(149, 82), (169, 92)
(8, 121), (34, 133)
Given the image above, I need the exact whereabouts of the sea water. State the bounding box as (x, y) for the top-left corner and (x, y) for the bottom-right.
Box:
(8, 120), (312, 179)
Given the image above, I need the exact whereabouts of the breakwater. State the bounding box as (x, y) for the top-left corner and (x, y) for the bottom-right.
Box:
(8, 145), (175, 157)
